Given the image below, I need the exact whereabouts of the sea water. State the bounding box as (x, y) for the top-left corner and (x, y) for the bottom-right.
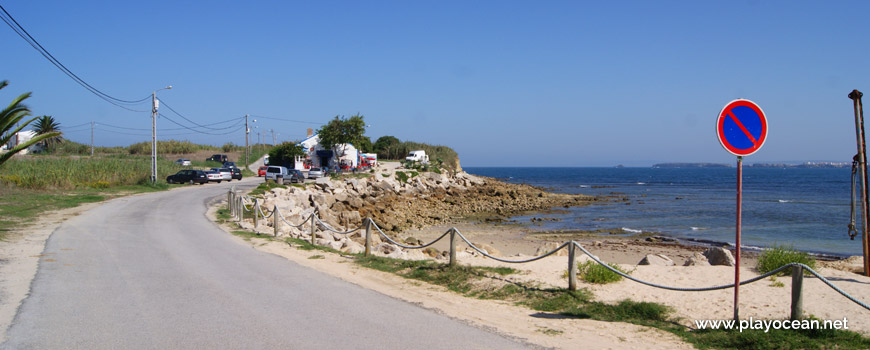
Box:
(464, 167), (861, 257)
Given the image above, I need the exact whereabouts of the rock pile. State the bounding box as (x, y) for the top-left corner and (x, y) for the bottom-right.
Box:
(249, 170), (591, 259)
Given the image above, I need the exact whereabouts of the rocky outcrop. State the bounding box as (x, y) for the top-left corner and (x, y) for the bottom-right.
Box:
(252, 169), (591, 261)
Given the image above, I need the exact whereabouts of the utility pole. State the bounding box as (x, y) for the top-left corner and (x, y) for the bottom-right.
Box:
(245, 114), (249, 167)
(151, 86), (171, 183)
(90, 121), (94, 157)
(151, 92), (158, 183)
(271, 129), (275, 145)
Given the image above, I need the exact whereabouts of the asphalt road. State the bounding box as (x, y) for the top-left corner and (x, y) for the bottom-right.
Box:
(1, 178), (532, 349)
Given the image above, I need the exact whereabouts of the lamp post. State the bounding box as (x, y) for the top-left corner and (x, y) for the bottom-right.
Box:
(151, 85), (172, 183)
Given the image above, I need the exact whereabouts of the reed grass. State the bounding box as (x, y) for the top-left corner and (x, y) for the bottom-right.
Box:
(0, 156), (186, 189)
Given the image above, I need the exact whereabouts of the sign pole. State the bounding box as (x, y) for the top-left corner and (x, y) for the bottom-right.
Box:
(734, 156), (743, 320)
(716, 99), (766, 321)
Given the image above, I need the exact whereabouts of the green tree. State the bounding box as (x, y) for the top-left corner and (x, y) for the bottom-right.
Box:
(357, 136), (373, 153)
(268, 142), (305, 168)
(316, 113), (367, 163)
(373, 135), (401, 159)
(0, 80), (61, 165)
(32, 115), (63, 148)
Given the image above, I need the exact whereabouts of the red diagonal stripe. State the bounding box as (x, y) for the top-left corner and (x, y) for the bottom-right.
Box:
(727, 110), (757, 144)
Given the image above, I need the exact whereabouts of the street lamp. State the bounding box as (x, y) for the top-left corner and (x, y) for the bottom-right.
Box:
(151, 85), (172, 183)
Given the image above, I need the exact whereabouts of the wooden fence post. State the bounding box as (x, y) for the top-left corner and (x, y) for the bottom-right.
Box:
(273, 205), (279, 237)
(310, 214), (316, 245)
(364, 218), (372, 257)
(253, 199), (259, 229)
(449, 228), (457, 267)
(228, 191), (233, 215)
(237, 197), (243, 222)
(791, 265), (804, 320)
(568, 241), (578, 291)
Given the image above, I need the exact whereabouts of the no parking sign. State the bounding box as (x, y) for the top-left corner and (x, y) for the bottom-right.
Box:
(716, 98), (768, 321)
(717, 99), (768, 156)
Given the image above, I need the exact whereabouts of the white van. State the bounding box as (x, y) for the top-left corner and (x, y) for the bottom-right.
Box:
(265, 166), (288, 182)
(405, 150), (429, 164)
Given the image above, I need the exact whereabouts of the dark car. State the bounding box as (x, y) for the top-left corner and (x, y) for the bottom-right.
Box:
(223, 161), (237, 169)
(230, 167), (243, 180)
(288, 169), (304, 183)
(166, 169), (208, 184)
(207, 154), (228, 162)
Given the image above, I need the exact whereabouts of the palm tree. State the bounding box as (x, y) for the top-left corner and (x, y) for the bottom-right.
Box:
(32, 115), (63, 148)
(0, 80), (61, 165)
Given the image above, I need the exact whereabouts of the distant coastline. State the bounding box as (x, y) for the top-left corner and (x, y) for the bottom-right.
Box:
(651, 161), (850, 168)
(651, 163), (730, 168)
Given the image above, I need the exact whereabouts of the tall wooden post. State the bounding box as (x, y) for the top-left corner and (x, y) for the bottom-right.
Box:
(849, 90), (870, 276)
(273, 205), (279, 237)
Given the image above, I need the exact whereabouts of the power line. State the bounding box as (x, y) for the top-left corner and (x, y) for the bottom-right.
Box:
(159, 98), (245, 130)
(250, 115), (323, 125)
(97, 116), (243, 132)
(0, 4), (151, 111)
(158, 113), (245, 135)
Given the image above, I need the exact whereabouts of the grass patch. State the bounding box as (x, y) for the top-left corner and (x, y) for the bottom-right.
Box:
(681, 318), (870, 349)
(756, 244), (816, 275)
(309, 254), (325, 259)
(231, 230), (274, 242)
(577, 260), (628, 284)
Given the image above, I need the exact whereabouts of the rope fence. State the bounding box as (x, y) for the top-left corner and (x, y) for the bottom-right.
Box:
(226, 189), (870, 319)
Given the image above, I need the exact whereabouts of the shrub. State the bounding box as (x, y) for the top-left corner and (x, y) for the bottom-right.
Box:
(756, 245), (816, 275)
(396, 171), (408, 183)
(577, 261), (628, 284)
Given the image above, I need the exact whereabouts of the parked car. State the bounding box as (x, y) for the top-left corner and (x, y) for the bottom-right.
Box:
(210, 167), (232, 182)
(265, 166), (288, 182)
(174, 158), (191, 166)
(307, 167), (324, 179)
(166, 169), (207, 184)
(258, 166), (268, 177)
(205, 170), (223, 183)
(222, 161), (237, 169)
(207, 154), (228, 162)
(288, 169), (304, 183)
(230, 167), (242, 180)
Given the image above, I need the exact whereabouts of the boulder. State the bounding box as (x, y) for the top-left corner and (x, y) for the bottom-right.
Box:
(638, 254), (675, 266)
(703, 247), (736, 266)
(535, 242), (569, 257)
(683, 252), (711, 266)
(341, 240), (365, 255)
(473, 242), (502, 257)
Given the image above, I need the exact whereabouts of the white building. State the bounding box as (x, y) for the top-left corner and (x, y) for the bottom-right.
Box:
(4, 130), (43, 155)
(294, 131), (359, 170)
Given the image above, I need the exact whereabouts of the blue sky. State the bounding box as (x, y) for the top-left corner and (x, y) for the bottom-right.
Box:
(2, 1), (869, 166)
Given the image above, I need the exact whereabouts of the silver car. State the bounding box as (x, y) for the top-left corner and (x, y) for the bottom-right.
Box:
(175, 158), (191, 166)
(210, 167), (232, 181)
(307, 167), (324, 179)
